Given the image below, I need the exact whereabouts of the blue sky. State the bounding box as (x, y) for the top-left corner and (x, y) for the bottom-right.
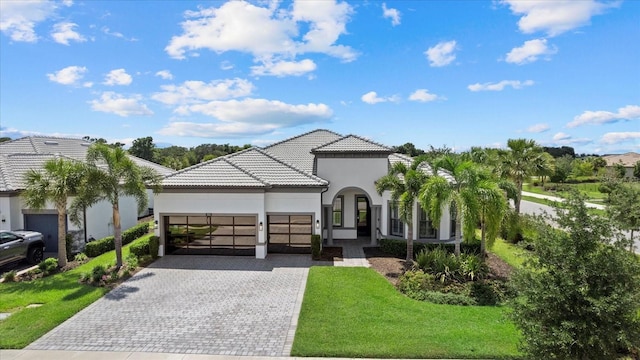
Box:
(1, 0), (639, 154)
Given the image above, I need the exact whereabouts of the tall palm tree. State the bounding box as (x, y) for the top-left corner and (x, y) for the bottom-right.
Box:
(376, 157), (429, 263)
(533, 152), (555, 187)
(500, 138), (543, 214)
(71, 144), (161, 268)
(475, 174), (513, 256)
(419, 155), (482, 257)
(22, 157), (86, 267)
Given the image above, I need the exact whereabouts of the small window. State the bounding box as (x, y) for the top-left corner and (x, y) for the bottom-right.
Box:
(389, 201), (404, 237)
(419, 206), (437, 239)
(332, 196), (343, 227)
(450, 203), (457, 238)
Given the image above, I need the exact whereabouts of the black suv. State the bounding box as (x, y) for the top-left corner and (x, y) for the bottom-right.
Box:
(0, 230), (45, 267)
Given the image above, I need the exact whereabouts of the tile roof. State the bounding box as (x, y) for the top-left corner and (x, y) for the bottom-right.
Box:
(0, 153), (76, 191)
(262, 129), (342, 173)
(311, 134), (393, 153)
(161, 147), (329, 188)
(603, 152), (640, 167)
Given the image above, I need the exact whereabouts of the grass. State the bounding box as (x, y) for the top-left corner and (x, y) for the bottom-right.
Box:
(489, 238), (527, 269)
(292, 267), (521, 359)
(0, 234), (154, 349)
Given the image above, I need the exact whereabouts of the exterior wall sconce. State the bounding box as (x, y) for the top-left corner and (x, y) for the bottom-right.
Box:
(316, 219), (320, 229)
(259, 221), (263, 231)
(1, 216), (5, 223)
(154, 219), (158, 229)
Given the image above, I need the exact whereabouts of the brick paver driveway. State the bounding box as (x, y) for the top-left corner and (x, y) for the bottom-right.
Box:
(27, 255), (317, 356)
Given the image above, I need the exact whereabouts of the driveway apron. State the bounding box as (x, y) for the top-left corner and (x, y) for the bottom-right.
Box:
(27, 255), (314, 356)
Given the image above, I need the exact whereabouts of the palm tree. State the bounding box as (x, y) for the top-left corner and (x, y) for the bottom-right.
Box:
(71, 144), (161, 268)
(500, 138), (543, 214)
(22, 157), (86, 267)
(376, 157), (429, 263)
(419, 155), (482, 257)
(475, 174), (513, 256)
(533, 152), (555, 187)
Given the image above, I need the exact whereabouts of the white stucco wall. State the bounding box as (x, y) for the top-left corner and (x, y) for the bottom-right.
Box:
(316, 157), (387, 206)
(0, 197), (13, 230)
(265, 191), (322, 234)
(381, 191), (454, 241)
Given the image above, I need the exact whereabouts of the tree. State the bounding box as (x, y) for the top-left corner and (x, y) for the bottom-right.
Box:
(376, 158), (429, 263)
(542, 146), (575, 158)
(533, 152), (555, 186)
(550, 154), (574, 183)
(475, 172), (511, 256)
(634, 160), (640, 180)
(510, 192), (640, 359)
(22, 158), (86, 267)
(607, 184), (640, 252)
(0, 137), (11, 143)
(129, 136), (156, 162)
(500, 139), (543, 214)
(393, 142), (425, 157)
(591, 156), (607, 173)
(419, 155), (481, 256)
(71, 144), (161, 268)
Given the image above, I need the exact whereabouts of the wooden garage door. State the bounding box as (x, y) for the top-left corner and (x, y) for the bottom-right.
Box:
(165, 215), (256, 256)
(267, 215), (312, 254)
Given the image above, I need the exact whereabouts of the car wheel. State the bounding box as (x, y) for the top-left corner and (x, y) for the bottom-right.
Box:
(28, 247), (44, 264)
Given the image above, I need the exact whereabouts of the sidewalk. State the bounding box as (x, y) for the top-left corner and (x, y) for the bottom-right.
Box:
(521, 191), (605, 210)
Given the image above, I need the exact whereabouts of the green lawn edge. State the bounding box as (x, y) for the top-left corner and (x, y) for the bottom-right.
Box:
(0, 233), (154, 349)
(292, 267), (521, 359)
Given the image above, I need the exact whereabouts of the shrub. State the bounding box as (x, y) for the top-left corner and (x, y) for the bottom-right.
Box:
(90, 264), (107, 283)
(397, 270), (437, 295)
(122, 223), (150, 244)
(85, 223), (150, 257)
(500, 209), (523, 244)
(65, 233), (74, 261)
(417, 291), (477, 306)
(130, 238), (150, 258)
(311, 234), (322, 260)
(38, 258), (58, 275)
(380, 238), (481, 259)
(74, 252), (88, 264)
(2, 270), (17, 282)
(79, 272), (91, 283)
(459, 253), (488, 281)
(415, 248), (462, 283)
(470, 281), (500, 306)
(149, 235), (159, 259)
(124, 253), (139, 271)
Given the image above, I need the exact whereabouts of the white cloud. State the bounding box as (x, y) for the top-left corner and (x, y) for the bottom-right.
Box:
(505, 38), (557, 64)
(158, 98), (333, 138)
(165, 0), (356, 76)
(0, 0), (57, 42)
(90, 92), (153, 117)
(47, 65), (88, 86)
(501, 0), (617, 37)
(600, 132), (640, 144)
(526, 123), (550, 133)
(155, 70), (173, 80)
(51, 22), (85, 45)
(408, 89), (441, 102)
(101, 26), (137, 41)
(152, 78), (255, 105)
(0, 126), (85, 139)
(361, 91), (399, 104)
(425, 40), (457, 67)
(468, 79), (534, 91)
(220, 61), (234, 70)
(567, 105), (640, 128)
(382, 3), (401, 26)
(551, 132), (592, 145)
(103, 69), (133, 86)
(251, 58), (317, 77)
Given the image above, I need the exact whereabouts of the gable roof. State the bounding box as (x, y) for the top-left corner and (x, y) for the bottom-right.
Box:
(262, 129), (342, 173)
(161, 147), (328, 188)
(311, 134), (393, 154)
(602, 152), (640, 167)
(0, 136), (174, 177)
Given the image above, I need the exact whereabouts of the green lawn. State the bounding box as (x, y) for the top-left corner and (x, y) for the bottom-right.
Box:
(489, 238), (527, 269)
(0, 234), (153, 349)
(292, 267), (521, 359)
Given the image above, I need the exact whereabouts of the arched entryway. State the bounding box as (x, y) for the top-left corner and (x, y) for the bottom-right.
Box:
(323, 187), (381, 246)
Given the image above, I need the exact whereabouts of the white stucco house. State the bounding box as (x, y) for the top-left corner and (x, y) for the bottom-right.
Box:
(0, 136), (173, 253)
(154, 129), (456, 259)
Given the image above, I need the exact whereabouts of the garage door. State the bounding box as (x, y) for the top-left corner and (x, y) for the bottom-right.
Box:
(24, 214), (60, 252)
(165, 215), (256, 256)
(267, 215), (312, 254)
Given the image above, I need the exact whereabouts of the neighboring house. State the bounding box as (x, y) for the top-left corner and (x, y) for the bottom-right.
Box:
(154, 129), (456, 259)
(0, 136), (173, 253)
(602, 152), (640, 179)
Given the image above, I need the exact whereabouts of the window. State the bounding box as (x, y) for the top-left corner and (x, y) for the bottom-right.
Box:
(389, 202), (404, 237)
(332, 196), (343, 227)
(450, 203), (457, 238)
(418, 206), (437, 239)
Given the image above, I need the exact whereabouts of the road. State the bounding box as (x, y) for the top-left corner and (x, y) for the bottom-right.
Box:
(520, 199), (640, 254)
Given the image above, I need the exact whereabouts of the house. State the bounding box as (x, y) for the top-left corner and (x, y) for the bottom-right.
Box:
(153, 129), (456, 259)
(0, 136), (173, 253)
(602, 152), (640, 179)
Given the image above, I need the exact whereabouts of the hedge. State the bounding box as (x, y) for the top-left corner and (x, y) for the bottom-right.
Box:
(380, 238), (480, 259)
(130, 236), (159, 259)
(85, 222), (150, 257)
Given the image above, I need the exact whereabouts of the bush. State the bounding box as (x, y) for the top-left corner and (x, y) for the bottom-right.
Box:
(416, 291), (477, 306)
(38, 258), (58, 275)
(74, 252), (88, 264)
(459, 253), (488, 281)
(415, 247), (461, 283)
(397, 270), (437, 294)
(90, 264), (107, 283)
(149, 236), (159, 259)
(130, 238), (150, 258)
(311, 234), (322, 260)
(380, 238), (481, 259)
(65, 233), (74, 261)
(2, 270), (17, 282)
(124, 253), (139, 271)
(85, 223), (150, 257)
(470, 281), (500, 306)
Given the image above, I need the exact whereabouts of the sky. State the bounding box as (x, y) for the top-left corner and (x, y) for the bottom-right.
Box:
(1, 0), (639, 154)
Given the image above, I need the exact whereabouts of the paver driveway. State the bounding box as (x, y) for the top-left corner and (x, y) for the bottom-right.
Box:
(27, 255), (317, 356)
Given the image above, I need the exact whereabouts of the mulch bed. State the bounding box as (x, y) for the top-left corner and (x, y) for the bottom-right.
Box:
(316, 246), (343, 262)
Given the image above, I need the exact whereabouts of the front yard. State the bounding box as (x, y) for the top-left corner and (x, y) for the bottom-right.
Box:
(292, 267), (521, 359)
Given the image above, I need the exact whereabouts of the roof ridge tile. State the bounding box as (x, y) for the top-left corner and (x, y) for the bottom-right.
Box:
(221, 157), (271, 187)
(251, 147), (329, 185)
(263, 129), (342, 149)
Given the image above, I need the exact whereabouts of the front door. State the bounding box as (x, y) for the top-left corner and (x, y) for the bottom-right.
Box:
(356, 196), (370, 236)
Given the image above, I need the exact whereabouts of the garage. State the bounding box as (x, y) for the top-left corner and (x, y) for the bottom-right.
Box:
(267, 214), (313, 253)
(24, 214), (60, 252)
(164, 215), (257, 256)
